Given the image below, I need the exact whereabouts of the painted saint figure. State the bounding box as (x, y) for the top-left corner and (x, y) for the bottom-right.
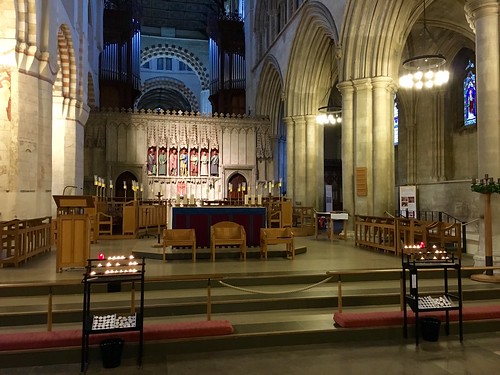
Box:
(147, 147), (157, 175)
(190, 148), (199, 176)
(169, 148), (178, 176)
(210, 149), (219, 176)
(158, 147), (167, 175)
(179, 148), (188, 176)
(200, 149), (209, 176)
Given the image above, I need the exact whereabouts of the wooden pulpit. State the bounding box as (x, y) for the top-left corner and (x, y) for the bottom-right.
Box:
(53, 195), (94, 272)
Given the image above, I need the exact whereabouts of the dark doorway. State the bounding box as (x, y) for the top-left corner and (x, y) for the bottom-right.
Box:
(115, 171), (138, 200)
(228, 173), (247, 200)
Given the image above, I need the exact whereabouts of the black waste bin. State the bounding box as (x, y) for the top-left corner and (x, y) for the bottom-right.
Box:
(420, 317), (441, 342)
(100, 338), (124, 368)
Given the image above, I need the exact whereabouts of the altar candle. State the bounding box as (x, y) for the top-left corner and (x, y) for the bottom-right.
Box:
(257, 194), (262, 205)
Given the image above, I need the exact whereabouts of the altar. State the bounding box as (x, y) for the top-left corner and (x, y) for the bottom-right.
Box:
(172, 206), (267, 248)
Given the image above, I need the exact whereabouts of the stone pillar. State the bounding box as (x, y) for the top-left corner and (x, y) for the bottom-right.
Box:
(432, 89), (447, 181)
(465, 0), (500, 265)
(315, 116), (325, 210)
(305, 114), (322, 208)
(353, 78), (374, 215)
(372, 77), (396, 216)
(293, 115), (307, 206)
(52, 98), (89, 214)
(406, 100), (418, 185)
(284, 116), (295, 201)
(338, 81), (354, 223)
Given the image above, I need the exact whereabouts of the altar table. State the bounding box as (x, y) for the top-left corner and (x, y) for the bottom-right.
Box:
(172, 206), (267, 247)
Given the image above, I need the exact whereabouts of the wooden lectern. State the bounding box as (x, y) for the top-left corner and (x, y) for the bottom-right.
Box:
(53, 195), (94, 272)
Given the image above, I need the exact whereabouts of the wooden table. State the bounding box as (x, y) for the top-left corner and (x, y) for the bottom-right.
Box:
(315, 211), (348, 241)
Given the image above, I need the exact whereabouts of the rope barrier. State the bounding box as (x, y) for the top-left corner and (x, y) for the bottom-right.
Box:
(218, 276), (334, 295)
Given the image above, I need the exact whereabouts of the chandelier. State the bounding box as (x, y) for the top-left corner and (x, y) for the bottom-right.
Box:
(316, 106), (342, 125)
(399, 0), (449, 89)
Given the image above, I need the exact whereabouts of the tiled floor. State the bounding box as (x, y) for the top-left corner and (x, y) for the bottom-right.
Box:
(2, 235), (500, 374)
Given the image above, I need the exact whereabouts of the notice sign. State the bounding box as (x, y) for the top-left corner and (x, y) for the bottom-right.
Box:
(325, 185), (333, 212)
(399, 185), (417, 218)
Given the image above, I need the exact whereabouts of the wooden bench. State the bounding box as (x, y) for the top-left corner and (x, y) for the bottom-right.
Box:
(0, 320), (233, 351)
(210, 221), (246, 261)
(260, 227), (294, 259)
(162, 228), (196, 262)
(333, 305), (500, 328)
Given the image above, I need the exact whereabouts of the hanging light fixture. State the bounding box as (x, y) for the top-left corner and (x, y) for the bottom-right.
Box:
(399, 0), (449, 89)
(316, 106), (342, 125)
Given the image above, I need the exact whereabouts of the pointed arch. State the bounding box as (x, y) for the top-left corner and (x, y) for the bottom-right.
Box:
(284, 1), (339, 116)
(255, 55), (283, 135)
(55, 24), (77, 99)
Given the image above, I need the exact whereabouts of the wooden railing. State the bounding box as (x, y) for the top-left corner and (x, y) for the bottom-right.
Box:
(0, 217), (52, 267)
(327, 266), (500, 313)
(0, 274), (224, 331)
(355, 215), (462, 255)
(2, 266), (500, 332)
(355, 215), (397, 254)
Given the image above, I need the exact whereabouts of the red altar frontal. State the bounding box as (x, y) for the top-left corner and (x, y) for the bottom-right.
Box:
(171, 206), (267, 248)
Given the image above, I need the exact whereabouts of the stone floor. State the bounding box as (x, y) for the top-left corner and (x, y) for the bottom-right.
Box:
(1, 235), (500, 374)
(2, 332), (500, 374)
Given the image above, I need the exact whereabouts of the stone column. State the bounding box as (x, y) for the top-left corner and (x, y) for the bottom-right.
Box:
(284, 116), (295, 201)
(305, 114), (321, 208)
(293, 115), (307, 206)
(465, 0), (500, 265)
(338, 81), (354, 223)
(432, 89), (447, 181)
(353, 78), (374, 215)
(372, 77), (396, 216)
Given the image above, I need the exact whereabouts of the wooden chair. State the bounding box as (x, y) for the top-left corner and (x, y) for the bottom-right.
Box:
(267, 201), (282, 228)
(97, 212), (113, 237)
(210, 221), (246, 261)
(162, 228), (196, 262)
(260, 227), (295, 260)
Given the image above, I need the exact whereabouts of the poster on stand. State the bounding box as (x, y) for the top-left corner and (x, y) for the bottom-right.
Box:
(325, 185), (333, 212)
(399, 185), (417, 218)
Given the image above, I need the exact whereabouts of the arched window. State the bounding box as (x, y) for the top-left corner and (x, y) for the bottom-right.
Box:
(463, 60), (476, 127)
(394, 97), (399, 145)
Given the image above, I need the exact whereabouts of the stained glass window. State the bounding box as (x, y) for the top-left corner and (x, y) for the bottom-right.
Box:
(394, 97), (399, 145)
(463, 60), (476, 127)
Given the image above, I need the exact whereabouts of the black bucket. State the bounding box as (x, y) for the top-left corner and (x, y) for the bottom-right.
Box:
(100, 338), (124, 368)
(420, 317), (441, 342)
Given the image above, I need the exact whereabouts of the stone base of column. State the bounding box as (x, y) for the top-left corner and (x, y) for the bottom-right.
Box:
(470, 273), (500, 283)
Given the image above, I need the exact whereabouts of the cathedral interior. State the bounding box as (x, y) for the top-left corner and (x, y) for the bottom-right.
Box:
(1, 0), (500, 372)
